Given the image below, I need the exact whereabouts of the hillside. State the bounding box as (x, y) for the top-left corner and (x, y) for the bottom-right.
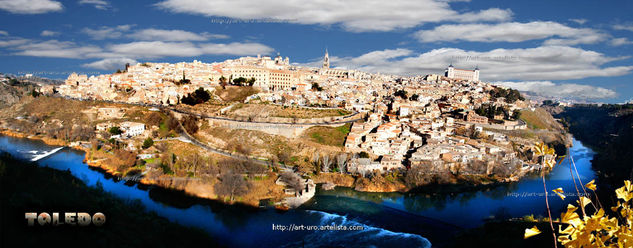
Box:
(520, 107), (564, 131)
(0, 78), (39, 108)
(554, 104), (633, 198)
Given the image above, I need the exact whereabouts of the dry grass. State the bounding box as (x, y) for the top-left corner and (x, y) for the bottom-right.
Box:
(302, 123), (351, 147)
(214, 86), (259, 102)
(227, 104), (351, 119)
(240, 172), (286, 205)
(21, 97), (94, 124)
(520, 108), (562, 130)
(313, 172), (355, 187)
(197, 125), (295, 159)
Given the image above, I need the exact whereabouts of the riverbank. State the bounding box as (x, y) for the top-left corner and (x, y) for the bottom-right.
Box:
(0, 129), (283, 208)
(0, 134), (434, 247)
(0, 132), (596, 247)
(0, 123), (565, 209)
(313, 168), (546, 194)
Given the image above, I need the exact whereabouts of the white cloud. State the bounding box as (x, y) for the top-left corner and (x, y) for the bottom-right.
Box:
(569, 18), (587, 25)
(82, 25), (133, 40)
(415, 21), (606, 45)
(82, 58), (137, 70)
(610, 38), (633, 46)
(0, 39), (30, 47)
(320, 46), (633, 81)
(2, 27), (272, 62)
(348, 48), (413, 65)
(0, 30), (8, 36)
(40, 30), (59, 36)
(107, 41), (274, 58)
(78, 0), (110, 10)
(9, 39), (273, 60)
(128, 28), (228, 41)
(454, 8), (513, 23)
(155, 0), (512, 32)
(0, 0), (62, 14)
(613, 24), (633, 32)
(13, 40), (102, 58)
(108, 41), (203, 57)
(493, 81), (616, 100)
(199, 42), (275, 55)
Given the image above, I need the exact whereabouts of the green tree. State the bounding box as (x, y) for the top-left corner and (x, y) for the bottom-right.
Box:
(311, 82), (323, 91)
(30, 89), (40, 98)
(359, 151), (370, 158)
(108, 126), (123, 135)
(247, 77), (256, 86)
(232, 77), (247, 86)
(142, 138), (154, 149)
(181, 87), (211, 106)
(394, 90), (408, 99)
(218, 76), (228, 89)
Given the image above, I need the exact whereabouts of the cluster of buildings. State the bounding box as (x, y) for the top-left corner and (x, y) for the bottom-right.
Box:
(57, 50), (371, 105)
(54, 50), (534, 176)
(86, 106), (147, 141)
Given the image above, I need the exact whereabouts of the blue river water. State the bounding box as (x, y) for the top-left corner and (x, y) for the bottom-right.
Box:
(0, 135), (595, 247)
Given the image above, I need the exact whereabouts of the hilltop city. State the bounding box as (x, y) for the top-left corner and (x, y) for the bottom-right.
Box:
(2, 50), (564, 207)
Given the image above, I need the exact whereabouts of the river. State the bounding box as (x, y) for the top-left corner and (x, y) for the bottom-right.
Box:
(0, 135), (595, 247)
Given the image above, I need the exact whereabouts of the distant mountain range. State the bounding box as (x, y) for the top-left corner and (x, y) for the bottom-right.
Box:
(1, 73), (64, 86)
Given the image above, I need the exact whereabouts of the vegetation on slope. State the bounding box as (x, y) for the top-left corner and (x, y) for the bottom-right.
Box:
(213, 86), (258, 102)
(303, 123), (351, 147)
(555, 104), (633, 196)
(520, 107), (563, 130)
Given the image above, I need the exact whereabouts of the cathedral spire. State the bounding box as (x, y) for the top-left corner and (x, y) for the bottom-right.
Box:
(323, 48), (330, 69)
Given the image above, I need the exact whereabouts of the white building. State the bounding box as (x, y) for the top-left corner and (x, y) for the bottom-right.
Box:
(445, 65), (479, 82)
(120, 121), (145, 137)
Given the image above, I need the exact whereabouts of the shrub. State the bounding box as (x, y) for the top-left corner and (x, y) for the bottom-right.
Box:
(142, 138), (154, 149)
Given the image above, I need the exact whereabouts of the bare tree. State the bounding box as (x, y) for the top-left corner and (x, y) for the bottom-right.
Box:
(336, 153), (347, 173)
(185, 153), (203, 176)
(279, 172), (304, 196)
(311, 152), (320, 171)
(321, 154), (332, 173)
(182, 114), (199, 134)
(405, 164), (432, 187)
(71, 126), (95, 141)
(199, 158), (219, 177)
(241, 160), (267, 179)
(155, 142), (168, 153)
(214, 172), (250, 202)
(146, 112), (163, 127)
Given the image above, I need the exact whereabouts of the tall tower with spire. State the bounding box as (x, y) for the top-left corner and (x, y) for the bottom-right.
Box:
(322, 48), (329, 69)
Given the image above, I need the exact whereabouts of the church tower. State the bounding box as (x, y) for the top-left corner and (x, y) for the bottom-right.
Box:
(322, 48), (330, 69)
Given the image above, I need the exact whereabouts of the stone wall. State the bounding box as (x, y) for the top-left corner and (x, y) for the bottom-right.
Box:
(206, 118), (347, 138)
(171, 109), (360, 138)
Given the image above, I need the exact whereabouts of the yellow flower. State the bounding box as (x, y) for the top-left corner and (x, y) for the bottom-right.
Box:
(616, 181), (633, 202)
(561, 204), (582, 227)
(585, 179), (597, 191)
(577, 196), (591, 209)
(524, 226), (541, 239)
(553, 187), (566, 200)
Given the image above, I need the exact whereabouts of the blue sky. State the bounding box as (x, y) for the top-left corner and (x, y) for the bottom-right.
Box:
(0, 0), (632, 102)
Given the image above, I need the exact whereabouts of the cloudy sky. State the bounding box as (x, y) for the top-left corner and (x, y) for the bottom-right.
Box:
(0, 0), (632, 102)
